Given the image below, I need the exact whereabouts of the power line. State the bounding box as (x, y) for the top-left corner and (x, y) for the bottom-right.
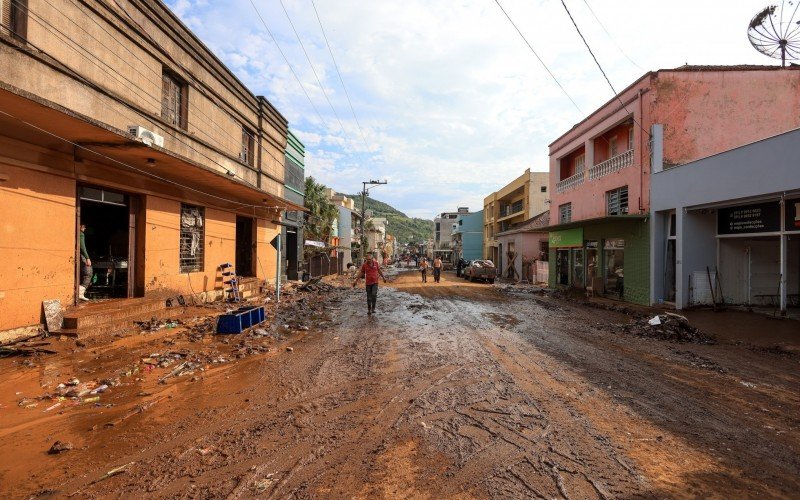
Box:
(248, 0), (327, 128)
(559, 0), (649, 138)
(277, 0), (349, 141)
(0, 109), (287, 211)
(310, 0), (370, 151)
(17, 0), (288, 183)
(493, 0), (582, 114)
(580, 0), (642, 70)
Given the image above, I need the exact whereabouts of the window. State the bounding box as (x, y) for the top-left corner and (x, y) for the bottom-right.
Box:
(609, 137), (618, 157)
(628, 128), (634, 151)
(541, 186), (547, 193)
(559, 203), (572, 223)
(606, 186), (629, 215)
(1, 0), (27, 39)
(179, 204), (204, 273)
(161, 69), (187, 129)
(511, 199), (523, 214)
(240, 126), (255, 166)
(574, 153), (585, 173)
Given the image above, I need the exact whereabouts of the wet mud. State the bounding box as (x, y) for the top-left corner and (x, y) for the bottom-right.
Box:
(1, 270), (798, 498)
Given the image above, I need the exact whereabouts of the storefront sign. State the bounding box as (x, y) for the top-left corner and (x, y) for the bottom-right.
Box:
(717, 202), (780, 235)
(786, 198), (800, 232)
(604, 238), (625, 250)
(549, 228), (583, 248)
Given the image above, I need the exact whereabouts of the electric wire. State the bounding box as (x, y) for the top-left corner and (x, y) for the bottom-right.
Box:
(310, 0), (370, 151)
(248, 0), (327, 128)
(46, 0), (290, 174)
(493, 0), (582, 114)
(0, 108), (286, 211)
(277, 0), (349, 141)
(579, 0), (642, 70)
(559, 0), (650, 139)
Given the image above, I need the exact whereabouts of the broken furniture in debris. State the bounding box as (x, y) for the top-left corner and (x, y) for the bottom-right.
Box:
(216, 306), (266, 334)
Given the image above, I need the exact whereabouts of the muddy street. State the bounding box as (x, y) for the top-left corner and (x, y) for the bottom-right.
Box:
(1, 270), (799, 498)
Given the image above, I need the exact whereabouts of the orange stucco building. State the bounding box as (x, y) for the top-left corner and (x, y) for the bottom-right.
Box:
(0, 1), (301, 333)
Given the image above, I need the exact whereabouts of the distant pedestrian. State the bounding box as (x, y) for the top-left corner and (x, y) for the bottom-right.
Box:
(352, 254), (387, 315)
(456, 258), (465, 278)
(419, 258), (429, 283)
(433, 256), (442, 283)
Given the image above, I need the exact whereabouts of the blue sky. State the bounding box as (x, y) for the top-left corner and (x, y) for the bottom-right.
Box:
(167, 0), (786, 219)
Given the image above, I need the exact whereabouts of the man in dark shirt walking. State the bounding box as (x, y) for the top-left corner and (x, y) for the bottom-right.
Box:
(353, 254), (387, 315)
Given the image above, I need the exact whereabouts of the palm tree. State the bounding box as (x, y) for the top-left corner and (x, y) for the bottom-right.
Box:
(303, 177), (338, 244)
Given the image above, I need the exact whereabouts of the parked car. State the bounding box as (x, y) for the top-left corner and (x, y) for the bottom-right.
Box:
(464, 260), (497, 283)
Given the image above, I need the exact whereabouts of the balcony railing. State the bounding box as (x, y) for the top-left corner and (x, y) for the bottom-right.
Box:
(588, 149), (633, 180)
(556, 171), (585, 193)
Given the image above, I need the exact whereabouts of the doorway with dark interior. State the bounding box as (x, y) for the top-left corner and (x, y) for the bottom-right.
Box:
(77, 186), (140, 301)
(285, 228), (299, 280)
(235, 216), (256, 277)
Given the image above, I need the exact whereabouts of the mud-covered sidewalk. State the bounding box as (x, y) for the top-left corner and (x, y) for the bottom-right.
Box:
(1, 270), (798, 498)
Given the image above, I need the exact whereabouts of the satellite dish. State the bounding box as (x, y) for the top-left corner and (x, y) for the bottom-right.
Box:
(748, 3), (800, 67)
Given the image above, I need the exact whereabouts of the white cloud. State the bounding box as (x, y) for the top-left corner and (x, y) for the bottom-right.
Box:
(167, 0), (782, 220)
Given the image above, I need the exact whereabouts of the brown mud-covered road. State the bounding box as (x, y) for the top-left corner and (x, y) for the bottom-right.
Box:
(1, 270), (799, 498)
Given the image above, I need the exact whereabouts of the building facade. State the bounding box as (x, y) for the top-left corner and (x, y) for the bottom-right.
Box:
(0, 0), (301, 332)
(282, 130), (305, 280)
(496, 211), (549, 283)
(547, 65), (800, 304)
(452, 210), (484, 261)
(483, 169), (549, 267)
(434, 207), (469, 262)
(651, 128), (800, 314)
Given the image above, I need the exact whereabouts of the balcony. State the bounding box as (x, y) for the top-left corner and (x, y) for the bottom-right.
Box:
(588, 149), (633, 180)
(556, 171), (585, 193)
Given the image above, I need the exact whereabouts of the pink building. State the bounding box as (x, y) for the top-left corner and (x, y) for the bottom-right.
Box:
(547, 65), (800, 304)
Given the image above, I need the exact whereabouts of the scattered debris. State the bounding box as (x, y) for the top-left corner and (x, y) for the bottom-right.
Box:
(48, 441), (73, 454)
(614, 314), (715, 344)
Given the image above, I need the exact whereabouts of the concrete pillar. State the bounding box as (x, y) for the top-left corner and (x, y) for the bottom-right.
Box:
(651, 124), (664, 173)
(780, 197), (787, 314)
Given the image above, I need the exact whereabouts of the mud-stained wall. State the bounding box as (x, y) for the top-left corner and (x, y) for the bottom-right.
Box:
(256, 217), (280, 284)
(0, 163), (76, 330)
(652, 70), (800, 168)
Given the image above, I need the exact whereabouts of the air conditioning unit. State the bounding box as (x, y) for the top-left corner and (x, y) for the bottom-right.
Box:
(128, 125), (165, 148)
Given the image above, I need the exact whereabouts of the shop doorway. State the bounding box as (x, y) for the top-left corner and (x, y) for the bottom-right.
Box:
(556, 249), (570, 285)
(76, 186), (142, 301)
(664, 212), (677, 303)
(571, 248), (584, 287)
(235, 216), (255, 277)
(604, 238), (625, 298)
(285, 228), (299, 280)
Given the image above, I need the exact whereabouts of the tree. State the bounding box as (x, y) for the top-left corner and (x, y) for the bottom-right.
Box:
(303, 176), (338, 244)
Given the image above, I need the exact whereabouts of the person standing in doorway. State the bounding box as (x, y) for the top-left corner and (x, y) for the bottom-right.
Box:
(419, 257), (429, 283)
(433, 256), (443, 283)
(79, 223), (92, 301)
(353, 253), (387, 315)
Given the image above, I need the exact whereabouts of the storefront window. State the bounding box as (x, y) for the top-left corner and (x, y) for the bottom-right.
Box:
(572, 248), (584, 287)
(586, 241), (599, 287)
(556, 249), (570, 285)
(604, 239), (625, 298)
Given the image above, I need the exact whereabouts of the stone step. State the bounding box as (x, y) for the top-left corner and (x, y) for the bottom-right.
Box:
(62, 297), (167, 330)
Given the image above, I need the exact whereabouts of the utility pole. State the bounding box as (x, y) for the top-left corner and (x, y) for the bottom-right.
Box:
(359, 179), (387, 265)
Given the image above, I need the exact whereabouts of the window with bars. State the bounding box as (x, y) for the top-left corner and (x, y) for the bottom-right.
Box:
(609, 137), (618, 157)
(240, 126), (255, 166)
(559, 203), (572, 224)
(606, 186), (629, 215)
(161, 69), (187, 129)
(628, 128), (634, 150)
(179, 204), (204, 273)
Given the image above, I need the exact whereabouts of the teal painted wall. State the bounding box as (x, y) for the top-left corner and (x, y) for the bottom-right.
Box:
(455, 211), (484, 261)
(548, 219), (650, 305)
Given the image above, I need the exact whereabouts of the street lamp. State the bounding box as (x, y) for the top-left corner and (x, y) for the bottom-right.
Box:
(359, 179), (387, 264)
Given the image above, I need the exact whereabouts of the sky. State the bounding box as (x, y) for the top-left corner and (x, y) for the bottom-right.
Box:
(166, 0), (788, 219)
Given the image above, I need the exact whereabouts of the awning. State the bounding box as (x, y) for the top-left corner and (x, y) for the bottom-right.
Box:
(0, 84), (305, 213)
(544, 214), (646, 232)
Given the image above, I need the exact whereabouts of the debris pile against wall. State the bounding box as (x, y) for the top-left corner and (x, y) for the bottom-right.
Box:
(614, 313), (716, 344)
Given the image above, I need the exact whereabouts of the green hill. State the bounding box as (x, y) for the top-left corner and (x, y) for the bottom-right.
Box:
(345, 194), (433, 245)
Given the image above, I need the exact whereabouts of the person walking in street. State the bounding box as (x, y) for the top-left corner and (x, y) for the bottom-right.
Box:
(79, 223), (92, 301)
(419, 257), (429, 283)
(433, 256), (443, 283)
(352, 253), (387, 315)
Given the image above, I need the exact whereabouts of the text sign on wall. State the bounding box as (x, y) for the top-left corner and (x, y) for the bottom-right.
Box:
(717, 202), (780, 235)
(786, 198), (800, 232)
(549, 228), (583, 247)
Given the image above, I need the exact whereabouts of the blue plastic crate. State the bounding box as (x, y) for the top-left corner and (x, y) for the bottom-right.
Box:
(216, 306), (265, 334)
